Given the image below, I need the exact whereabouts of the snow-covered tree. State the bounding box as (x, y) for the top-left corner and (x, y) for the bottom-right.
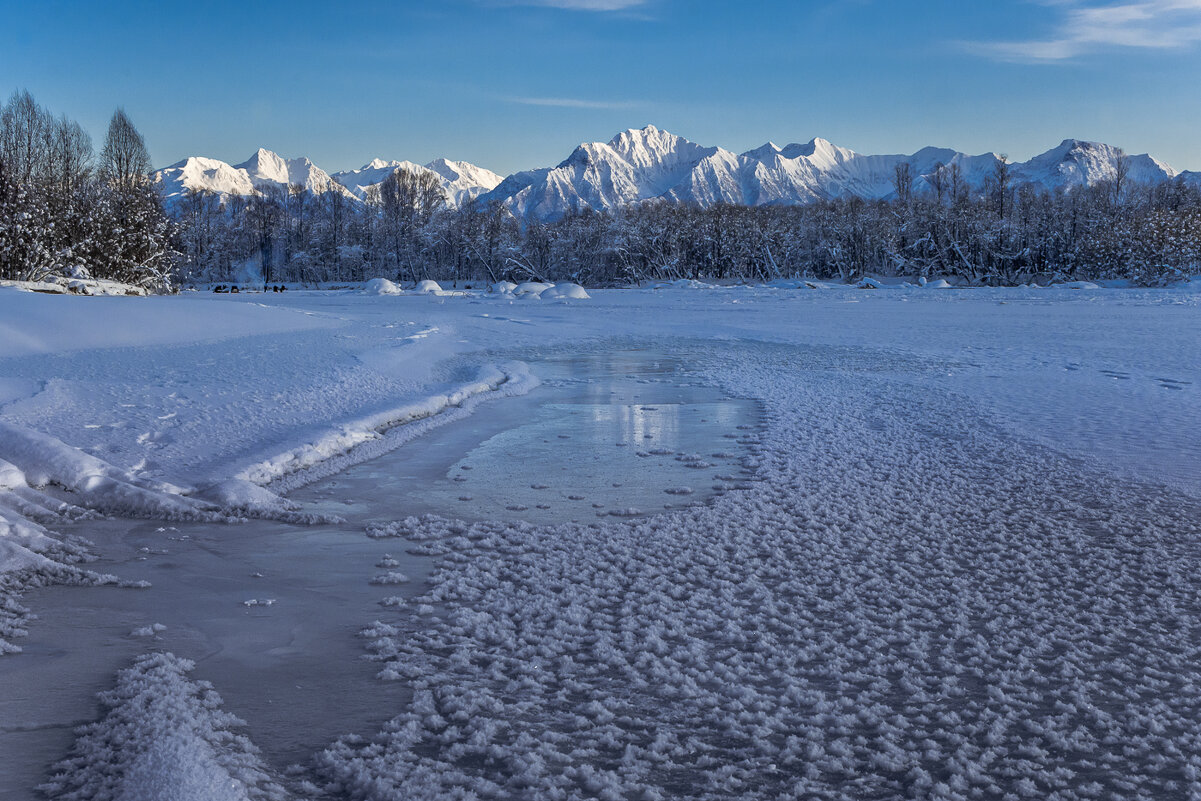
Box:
(98, 108), (151, 191)
(0, 156), (60, 281)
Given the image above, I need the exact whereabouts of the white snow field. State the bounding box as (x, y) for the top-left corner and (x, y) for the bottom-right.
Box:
(0, 281), (1199, 800)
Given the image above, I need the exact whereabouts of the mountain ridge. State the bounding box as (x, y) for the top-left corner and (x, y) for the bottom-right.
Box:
(152, 126), (1188, 220)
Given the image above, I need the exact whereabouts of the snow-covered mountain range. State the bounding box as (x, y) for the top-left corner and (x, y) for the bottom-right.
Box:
(330, 158), (504, 207)
(154, 151), (503, 209)
(154, 125), (1198, 220)
(478, 126), (1182, 220)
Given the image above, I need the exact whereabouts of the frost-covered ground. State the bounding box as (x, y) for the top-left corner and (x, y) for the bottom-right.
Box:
(1, 281), (1199, 800)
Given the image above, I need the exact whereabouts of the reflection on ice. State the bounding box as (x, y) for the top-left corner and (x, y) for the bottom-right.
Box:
(297, 351), (758, 526)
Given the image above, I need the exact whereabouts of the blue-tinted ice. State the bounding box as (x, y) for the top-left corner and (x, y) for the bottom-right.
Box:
(296, 352), (758, 525)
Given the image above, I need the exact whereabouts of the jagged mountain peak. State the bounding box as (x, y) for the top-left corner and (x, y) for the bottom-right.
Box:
(608, 125), (718, 169)
(327, 157), (502, 207)
(362, 157), (405, 171)
(425, 157), (464, 177)
(743, 142), (784, 161)
(1017, 138), (1176, 188)
(236, 147), (290, 175)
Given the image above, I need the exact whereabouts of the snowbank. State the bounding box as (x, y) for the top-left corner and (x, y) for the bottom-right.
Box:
(412, 280), (442, 294)
(240, 362), (539, 491)
(0, 291), (335, 357)
(0, 422), (211, 519)
(0, 277), (148, 297)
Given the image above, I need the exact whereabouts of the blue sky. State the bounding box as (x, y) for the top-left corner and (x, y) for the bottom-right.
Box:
(5, 0), (1201, 174)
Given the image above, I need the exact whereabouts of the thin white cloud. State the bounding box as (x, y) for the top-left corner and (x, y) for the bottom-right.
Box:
(975, 0), (1201, 62)
(505, 96), (643, 109)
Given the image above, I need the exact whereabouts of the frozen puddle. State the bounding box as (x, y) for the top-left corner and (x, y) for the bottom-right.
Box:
(296, 351), (759, 525)
(0, 350), (758, 799)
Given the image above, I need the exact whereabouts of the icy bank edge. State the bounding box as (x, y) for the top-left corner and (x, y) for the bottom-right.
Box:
(254, 361), (540, 494)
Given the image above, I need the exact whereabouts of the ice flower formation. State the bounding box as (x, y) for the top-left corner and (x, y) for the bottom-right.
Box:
(312, 344), (1201, 801)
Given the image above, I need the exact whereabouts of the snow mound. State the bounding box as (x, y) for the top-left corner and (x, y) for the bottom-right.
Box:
(191, 479), (311, 522)
(363, 278), (402, 296)
(413, 280), (442, 295)
(541, 283), (591, 300)
(41, 652), (288, 801)
(0, 458), (24, 490)
(489, 281), (518, 294)
(923, 278), (953, 288)
(513, 281), (553, 297)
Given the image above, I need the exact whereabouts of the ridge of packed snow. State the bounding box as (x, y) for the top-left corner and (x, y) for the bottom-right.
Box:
(246, 362), (538, 492)
(41, 652), (289, 801)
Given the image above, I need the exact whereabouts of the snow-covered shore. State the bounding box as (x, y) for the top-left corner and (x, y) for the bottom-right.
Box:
(2, 281), (1200, 799)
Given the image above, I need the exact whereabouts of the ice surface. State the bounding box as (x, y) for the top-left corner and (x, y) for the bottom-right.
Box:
(0, 350), (754, 798)
(314, 343), (1201, 801)
(295, 352), (757, 526)
(0, 283), (1198, 800)
(0, 516), (415, 796)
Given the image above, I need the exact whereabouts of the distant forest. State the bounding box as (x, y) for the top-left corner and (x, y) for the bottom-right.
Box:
(2, 90), (1198, 291)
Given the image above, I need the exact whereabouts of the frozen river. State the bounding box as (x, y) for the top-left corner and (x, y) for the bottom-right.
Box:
(0, 349), (758, 799)
(1, 286), (1199, 801)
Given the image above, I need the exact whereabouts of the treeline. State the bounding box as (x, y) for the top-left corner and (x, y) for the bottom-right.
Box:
(178, 164), (1201, 289)
(3, 87), (1199, 290)
(0, 90), (176, 290)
